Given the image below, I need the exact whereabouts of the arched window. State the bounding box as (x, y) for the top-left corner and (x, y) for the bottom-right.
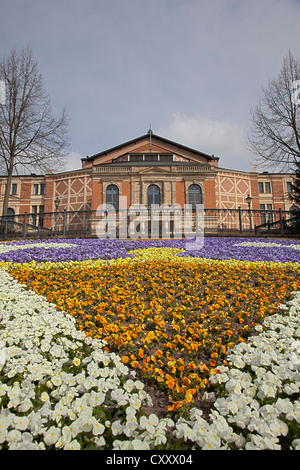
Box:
(105, 184), (119, 211)
(7, 208), (15, 229)
(7, 208), (15, 217)
(147, 184), (160, 206)
(188, 184), (202, 209)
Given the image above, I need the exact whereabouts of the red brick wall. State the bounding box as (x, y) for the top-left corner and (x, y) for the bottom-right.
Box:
(44, 177), (54, 213)
(176, 181), (185, 207)
(250, 174), (260, 210)
(19, 181), (31, 213)
(204, 180), (216, 208)
(122, 180), (131, 208)
(91, 180), (103, 211)
(272, 178), (284, 210)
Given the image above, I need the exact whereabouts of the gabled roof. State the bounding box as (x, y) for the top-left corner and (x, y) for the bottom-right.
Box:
(81, 133), (220, 163)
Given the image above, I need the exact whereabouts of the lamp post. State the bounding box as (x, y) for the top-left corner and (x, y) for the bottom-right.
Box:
(246, 194), (252, 232)
(55, 197), (59, 234)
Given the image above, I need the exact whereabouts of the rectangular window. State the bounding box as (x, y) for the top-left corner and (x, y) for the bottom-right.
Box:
(265, 182), (271, 193)
(11, 184), (17, 195)
(32, 205), (37, 226)
(40, 184), (46, 195)
(39, 205), (45, 227)
(33, 184), (39, 195)
(287, 181), (292, 193)
(130, 155), (143, 162)
(260, 204), (266, 225)
(267, 204), (273, 224)
(160, 154), (173, 162)
(258, 182), (264, 193)
(144, 154), (158, 162)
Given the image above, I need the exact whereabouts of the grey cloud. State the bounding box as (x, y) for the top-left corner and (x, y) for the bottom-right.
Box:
(1, 0), (300, 171)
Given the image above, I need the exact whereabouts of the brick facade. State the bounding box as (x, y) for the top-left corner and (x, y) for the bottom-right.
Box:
(0, 133), (298, 218)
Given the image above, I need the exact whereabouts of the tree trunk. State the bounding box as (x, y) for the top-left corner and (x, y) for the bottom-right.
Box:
(2, 155), (14, 217)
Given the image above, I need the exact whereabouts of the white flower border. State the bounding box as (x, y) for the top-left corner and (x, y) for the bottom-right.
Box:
(234, 241), (300, 251)
(0, 269), (300, 450)
(0, 242), (76, 255)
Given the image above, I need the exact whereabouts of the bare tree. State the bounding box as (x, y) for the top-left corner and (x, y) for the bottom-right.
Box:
(0, 46), (69, 216)
(247, 50), (300, 172)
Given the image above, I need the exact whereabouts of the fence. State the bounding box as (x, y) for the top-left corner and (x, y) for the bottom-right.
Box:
(0, 207), (299, 240)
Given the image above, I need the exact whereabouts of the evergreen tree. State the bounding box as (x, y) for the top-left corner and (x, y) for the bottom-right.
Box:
(290, 160), (300, 206)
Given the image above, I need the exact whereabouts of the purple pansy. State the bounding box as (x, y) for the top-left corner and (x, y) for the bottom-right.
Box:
(0, 237), (299, 264)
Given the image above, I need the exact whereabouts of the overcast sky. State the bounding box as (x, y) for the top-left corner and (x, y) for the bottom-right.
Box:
(1, 0), (300, 172)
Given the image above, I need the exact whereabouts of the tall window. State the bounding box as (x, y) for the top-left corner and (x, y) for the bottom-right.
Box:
(7, 208), (15, 217)
(39, 205), (45, 227)
(105, 184), (119, 211)
(265, 182), (271, 193)
(188, 184), (202, 209)
(258, 182), (264, 193)
(7, 208), (15, 229)
(32, 205), (38, 226)
(147, 184), (160, 206)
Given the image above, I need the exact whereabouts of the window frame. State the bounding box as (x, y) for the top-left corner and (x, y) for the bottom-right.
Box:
(147, 184), (161, 206)
(105, 184), (119, 211)
(188, 184), (203, 210)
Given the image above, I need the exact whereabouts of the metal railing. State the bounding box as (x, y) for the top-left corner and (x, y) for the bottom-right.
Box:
(0, 207), (299, 240)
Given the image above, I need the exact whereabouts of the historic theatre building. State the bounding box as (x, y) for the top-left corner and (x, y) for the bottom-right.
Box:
(0, 131), (298, 235)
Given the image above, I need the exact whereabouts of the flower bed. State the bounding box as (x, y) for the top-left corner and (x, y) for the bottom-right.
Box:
(0, 236), (299, 264)
(0, 237), (300, 450)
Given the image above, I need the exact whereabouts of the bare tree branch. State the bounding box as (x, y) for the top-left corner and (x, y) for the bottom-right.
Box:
(0, 46), (69, 215)
(247, 50), (300, 172)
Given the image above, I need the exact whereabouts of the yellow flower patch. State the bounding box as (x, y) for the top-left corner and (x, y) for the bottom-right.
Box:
(8, 247), (300, 411)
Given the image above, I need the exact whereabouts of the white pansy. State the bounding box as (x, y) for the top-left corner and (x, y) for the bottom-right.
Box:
(123, 379), (135, 393)
(131, 438), (151, 450)
(233, 241), (300, 252)
(0, 242), (76, 255)
(292, 439), (300, 450)
(95, 436), (106, 447)
(6, 429), (22, 444)
(13, 415), (29, 431)
(111, 420), (124, 436)
(129, 394), (142, 411)
(175, 422), (196, 442)
(0, 411), (13, 432)
(124, 417), (138, 437)
(140, 414), (159, 434)
(92, 420), (105, 436)
(63, 439), (81, 450)
(87, 390), (105, 407)
(43, 426), (61, 446)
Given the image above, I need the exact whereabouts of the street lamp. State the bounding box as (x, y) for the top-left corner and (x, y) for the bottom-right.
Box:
(246, 195), (252, 232)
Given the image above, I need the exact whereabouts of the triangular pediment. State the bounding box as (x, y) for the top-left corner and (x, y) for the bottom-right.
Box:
(82, 133), (219, 169)
(135, 166), (172, 175)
